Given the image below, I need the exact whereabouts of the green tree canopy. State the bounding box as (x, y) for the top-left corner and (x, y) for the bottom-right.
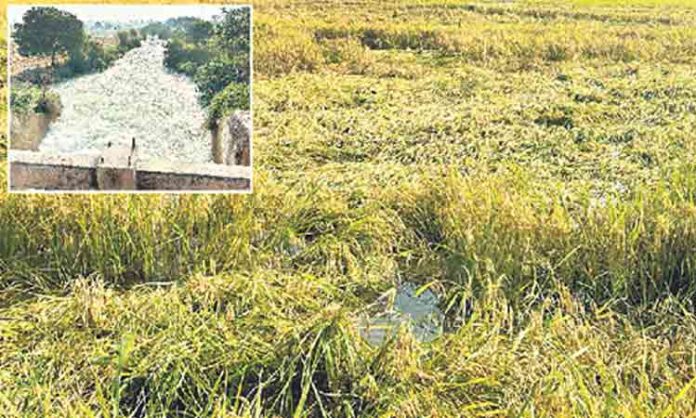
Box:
(187, 20), (214, 45)
(14, 7), (85, 68)
(141, 22), (173, 39)
(215, 8), (250, 57)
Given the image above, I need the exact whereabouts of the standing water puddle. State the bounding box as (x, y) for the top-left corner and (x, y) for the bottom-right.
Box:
(358, 283), (444, 345)
(39, 38), (212, 163)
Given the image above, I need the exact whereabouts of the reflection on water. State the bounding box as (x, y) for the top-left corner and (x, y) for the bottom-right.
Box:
(359, 282), (444, 345)
(40, 38), (212, 163)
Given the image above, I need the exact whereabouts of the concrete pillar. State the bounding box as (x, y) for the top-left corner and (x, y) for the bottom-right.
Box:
(227, 111), (251, 166)
(212, 122), (224, 164)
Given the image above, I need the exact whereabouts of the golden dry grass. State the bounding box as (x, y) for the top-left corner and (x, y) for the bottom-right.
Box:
(1, 1), (695, 416)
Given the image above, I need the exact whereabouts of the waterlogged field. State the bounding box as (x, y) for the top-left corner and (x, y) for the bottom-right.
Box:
(1, 0), (696, 416)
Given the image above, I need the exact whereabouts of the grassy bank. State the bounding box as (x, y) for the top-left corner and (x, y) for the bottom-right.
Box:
(1, 0), (695, 416)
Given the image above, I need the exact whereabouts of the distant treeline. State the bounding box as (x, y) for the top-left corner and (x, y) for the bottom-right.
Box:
(13, 7), (145, 81)
(141, 17), (214, 43)
(67, 29), (142, 76)
(148, 9), (251, 125)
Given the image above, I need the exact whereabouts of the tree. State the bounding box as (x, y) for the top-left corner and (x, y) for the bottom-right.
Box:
(215, 8), (250, 56)
(117, 30), (142, 53)
(13, 7), (85, 68)
(194, 59), (246, 106)
(208, 82), (249, 121)
(164, 38), (211, 76)
(187, 20), (213, 45)
(142, 22), (173, 40)
(211, 8), (250, 85)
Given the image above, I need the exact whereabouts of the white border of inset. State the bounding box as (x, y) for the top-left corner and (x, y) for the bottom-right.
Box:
(6, 3), (254, 194)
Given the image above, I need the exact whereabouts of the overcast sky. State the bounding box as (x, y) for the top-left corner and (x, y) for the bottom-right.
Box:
(8, 5), (241, 25)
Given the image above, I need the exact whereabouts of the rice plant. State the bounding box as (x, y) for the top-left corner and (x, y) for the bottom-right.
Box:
(1, 0), (695, 416)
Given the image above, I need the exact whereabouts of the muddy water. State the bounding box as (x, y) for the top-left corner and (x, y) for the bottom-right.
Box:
(39, 38), (212, 163)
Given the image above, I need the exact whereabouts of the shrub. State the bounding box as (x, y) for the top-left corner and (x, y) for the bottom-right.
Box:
(117, 30), (142, 53)
(65, 39), (118, 76)
(208, 82), (250, 122)
(177, 61), (199, 77)
(10, 83), (42, 113)
(67, 47), (88, 74)
(194, 59), (246, 106)
(10, 83), (60, 115)
(164, 38), (211, 76)
(85, 41), (114, 71)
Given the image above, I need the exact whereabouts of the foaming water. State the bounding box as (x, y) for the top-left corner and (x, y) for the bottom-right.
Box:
(40, 38), (212, 163)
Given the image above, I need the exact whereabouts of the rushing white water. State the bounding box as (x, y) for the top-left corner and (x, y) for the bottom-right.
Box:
(40, 38), (212, 163)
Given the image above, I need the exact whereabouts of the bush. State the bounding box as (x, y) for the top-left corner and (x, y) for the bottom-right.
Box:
(194, 59), (246, 106)
(85, 41), (115, 71)
(164, 38), (211, 76)
(10, 84), (42, 113)
(67, 48), (88, 74)
(11, 83), (60, 115)
(53, 65), (76, 79)
(208, 82), (250, 122)
(117, 30), (142, 53)
(65, 39), (118, 76)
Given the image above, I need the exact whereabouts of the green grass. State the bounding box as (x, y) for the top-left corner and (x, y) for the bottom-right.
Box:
(1, 0), (696, 416)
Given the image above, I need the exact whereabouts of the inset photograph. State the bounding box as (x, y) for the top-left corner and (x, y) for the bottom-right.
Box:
(7, 4), (252, 192)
